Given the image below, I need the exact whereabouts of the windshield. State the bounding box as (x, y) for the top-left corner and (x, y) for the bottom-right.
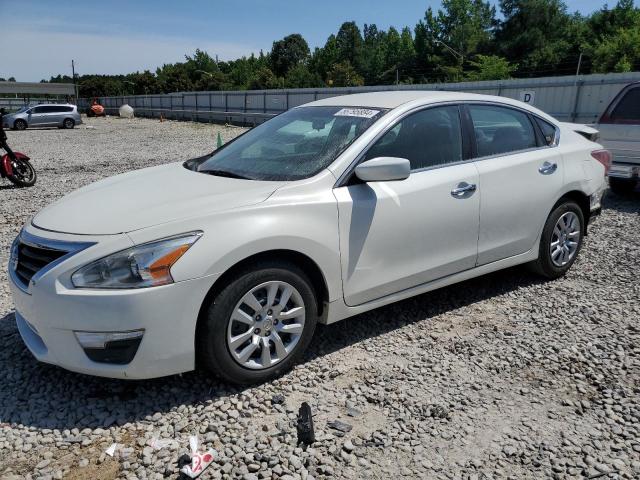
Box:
(16, 106), (29, 114)
(197, 106), (386, 181)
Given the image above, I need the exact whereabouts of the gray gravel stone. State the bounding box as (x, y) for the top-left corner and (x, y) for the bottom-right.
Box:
(0, 117), (638, 480)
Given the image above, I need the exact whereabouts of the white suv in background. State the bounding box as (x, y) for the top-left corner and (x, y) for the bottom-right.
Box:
(8, 91), (608, 384)
(594, 82), (640, 195)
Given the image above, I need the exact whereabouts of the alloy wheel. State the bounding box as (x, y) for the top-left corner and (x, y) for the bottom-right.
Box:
(550, 211), (581, 267)
(226, 280), (305, 370)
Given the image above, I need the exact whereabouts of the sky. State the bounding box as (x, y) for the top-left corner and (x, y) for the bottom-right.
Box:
(0, 0), (622, 81)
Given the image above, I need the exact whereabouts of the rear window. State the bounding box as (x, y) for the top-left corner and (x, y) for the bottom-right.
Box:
(468, 105), (537, 157)
(610, 87), (640, 123)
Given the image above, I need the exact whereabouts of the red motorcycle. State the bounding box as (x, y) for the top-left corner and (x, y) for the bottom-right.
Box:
(0, 108), (36, 187)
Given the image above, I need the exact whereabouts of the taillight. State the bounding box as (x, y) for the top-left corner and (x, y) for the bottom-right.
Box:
(591, 149), (612, 176)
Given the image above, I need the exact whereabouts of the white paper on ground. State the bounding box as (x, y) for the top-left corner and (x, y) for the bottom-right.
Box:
(105, 443), (118, 457)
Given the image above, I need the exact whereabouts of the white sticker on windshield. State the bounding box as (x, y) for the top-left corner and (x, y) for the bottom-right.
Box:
(334, 108), (380, 119)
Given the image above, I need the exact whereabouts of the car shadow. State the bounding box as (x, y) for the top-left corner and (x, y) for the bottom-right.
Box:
(0, 265), (543, 432)
(603, 189), (640, 213)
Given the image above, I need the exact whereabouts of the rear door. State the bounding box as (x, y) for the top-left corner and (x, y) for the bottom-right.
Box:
(597, 84), (640, 167)
(43, 105), (65, 126)
(467, 103), (564, 265)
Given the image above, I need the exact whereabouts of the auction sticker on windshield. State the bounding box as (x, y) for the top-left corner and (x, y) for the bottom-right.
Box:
(334, 108), (380, 118)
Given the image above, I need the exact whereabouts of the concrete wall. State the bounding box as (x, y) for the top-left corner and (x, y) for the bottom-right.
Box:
(80, 71), (640, 125)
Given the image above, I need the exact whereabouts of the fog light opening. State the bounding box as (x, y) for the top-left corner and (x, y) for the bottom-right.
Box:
(74, 330), (144, 365)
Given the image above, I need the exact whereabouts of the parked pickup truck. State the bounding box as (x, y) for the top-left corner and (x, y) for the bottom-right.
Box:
(593, 82), (640, 195)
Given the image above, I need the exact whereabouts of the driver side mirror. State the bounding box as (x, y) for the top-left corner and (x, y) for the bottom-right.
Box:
(355, 157), (410, 182)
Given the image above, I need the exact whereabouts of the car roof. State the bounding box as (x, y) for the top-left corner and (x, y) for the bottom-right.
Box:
(32, 103), (75, 107)
(307, 90), (531, 108)
(303, 90), (556, 122)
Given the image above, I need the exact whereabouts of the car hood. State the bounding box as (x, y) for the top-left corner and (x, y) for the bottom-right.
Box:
(32, 162), (284, 235)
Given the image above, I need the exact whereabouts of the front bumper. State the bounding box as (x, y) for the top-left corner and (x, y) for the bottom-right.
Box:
(8, 227), (218, 379)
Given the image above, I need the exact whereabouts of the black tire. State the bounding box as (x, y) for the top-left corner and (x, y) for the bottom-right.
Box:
(7, 158), (37, 187)
(531, 201), (584, 279)
(14, 119), (27, 130)
(197, 260), (318, 385)
(62, 118), (75, 129)
(609, 177), (636, 196)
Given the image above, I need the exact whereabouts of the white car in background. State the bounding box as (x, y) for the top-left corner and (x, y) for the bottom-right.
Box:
(8, 91), (608, 384)
(594, 81), (640, 194)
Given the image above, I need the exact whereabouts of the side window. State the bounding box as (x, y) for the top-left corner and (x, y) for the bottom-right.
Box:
(535, 117), (558, 146)
(469, 105), (537, 157)
(610, 87), (640, 123)
(364, 106), (463, 170)
(32, 106), (45, 113)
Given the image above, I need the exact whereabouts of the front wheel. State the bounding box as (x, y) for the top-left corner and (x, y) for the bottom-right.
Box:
(14, 119), (27, 130)
(531, 201), (584, 279)
(7, 158), (37, 187)
(197, 260), (318, 384)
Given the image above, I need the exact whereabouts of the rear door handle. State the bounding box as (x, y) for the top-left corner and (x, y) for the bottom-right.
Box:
(539, 161), (557, 175)
(451, 182), (477, 198)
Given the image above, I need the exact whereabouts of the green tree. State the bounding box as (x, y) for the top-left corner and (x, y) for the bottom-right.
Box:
(585, 0), (640, 73)
(336, 22), (364, 69)
(326, 60), (364, 87)
(466, 55), (517, 80)
(285, 65), (324, 88)
(248, 66), (281, 90)
(270, 34), (310, 77)
(496, 0), (576, 75)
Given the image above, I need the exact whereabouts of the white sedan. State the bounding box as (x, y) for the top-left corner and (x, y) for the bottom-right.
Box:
(8, 91), (609, 384)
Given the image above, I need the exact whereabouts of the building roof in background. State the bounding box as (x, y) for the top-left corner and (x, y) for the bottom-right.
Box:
(0, 82), (75, 95)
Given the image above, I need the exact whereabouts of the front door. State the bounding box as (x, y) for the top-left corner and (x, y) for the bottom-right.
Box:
(334, 105), (480, 306)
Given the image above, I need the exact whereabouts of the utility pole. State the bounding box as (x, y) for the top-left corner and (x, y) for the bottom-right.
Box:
(71, 60), (79, 103)
(396, 69), (399, 85)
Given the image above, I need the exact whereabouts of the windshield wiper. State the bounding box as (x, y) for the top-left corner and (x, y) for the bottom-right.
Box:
(200, 169), (252, 180)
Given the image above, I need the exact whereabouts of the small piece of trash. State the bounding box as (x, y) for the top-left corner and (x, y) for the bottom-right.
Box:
(150, 437), (173, 450)
(328, 420), (353, 433)
(179, 435), (216, 479)
(105, 443), (118, 457)
(84, 126), (96, 129)
(271, 393), (285, 405)
(296, 402), (315, 445)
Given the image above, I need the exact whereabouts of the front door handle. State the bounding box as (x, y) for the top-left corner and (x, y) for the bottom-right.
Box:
(451, 182), (477, 198)
(539, 161), (558, 175)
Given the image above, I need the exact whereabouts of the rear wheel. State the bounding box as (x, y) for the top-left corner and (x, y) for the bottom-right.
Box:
(62, 118), (75, 129)
(7, 158), (36, 187)
(609, 177), (636, 196)
(531, 201), (584, 279)
(197, 260), (318, 384)
(14, 119), (27, 130)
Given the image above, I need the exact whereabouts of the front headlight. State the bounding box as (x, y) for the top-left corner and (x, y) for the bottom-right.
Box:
(71, 232), (202, 289)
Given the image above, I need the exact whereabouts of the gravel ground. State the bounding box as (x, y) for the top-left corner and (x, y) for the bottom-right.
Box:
(1, 116), (639, 480)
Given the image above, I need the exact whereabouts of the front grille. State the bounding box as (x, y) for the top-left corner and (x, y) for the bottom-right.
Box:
(14, 241), (68, 286)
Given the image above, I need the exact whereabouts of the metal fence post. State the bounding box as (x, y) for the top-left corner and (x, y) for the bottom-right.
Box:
(224, 93), (228, 124)
(208, 93), (213, 123)
(181, 94), (185, 121)
(570, 80), (584, 122)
